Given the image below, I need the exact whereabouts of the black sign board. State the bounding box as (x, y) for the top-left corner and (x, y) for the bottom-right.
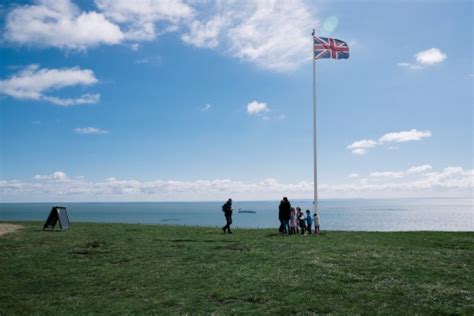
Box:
(43, 206), (71, 231)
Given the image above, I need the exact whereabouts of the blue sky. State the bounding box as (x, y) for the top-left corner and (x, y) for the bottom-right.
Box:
(0, 0), (472, 202)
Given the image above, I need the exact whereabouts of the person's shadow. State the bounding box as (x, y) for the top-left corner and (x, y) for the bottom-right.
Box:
(265, 233), (282, 238)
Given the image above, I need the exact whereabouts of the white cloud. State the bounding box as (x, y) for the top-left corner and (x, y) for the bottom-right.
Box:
(350, 148), (366, 155)
(348, 129), (432, 155)
(247, 100), (269, 115)
(74, 127), (109, 135)
(276, 114), (286, 120)
(96, 0), (193, 23)
(0, 64), (100, 106)
(328, 166), (473, 198)
(379, 129), (431, 143)
(415, 48), (447, 65)
(4, 0), (193, 49)
(182, 15), (226, 48)
(96, 0), (193, 41)
(368, 164), (436, 179)
(4, 0), (124, 50)
(134, 56), (162, 65)
(370, 171), (404, 178)
(347, 139), (377, 155)
(4, 1), (318, 72)
(397, 62), (422, 70)
(130, 43), (141, 51)
(398, 48), (447, 70)
(348, 173), (359, 178)
(441, 166), (464, 176)
(201, 104), (211, 111)
(407, 165), (432, 174)
(42, 93), (100, 106)
(2, 166), (472, 202)
(181, 0), (318, 71)
(34, 171), (68, 181)
(260, 113), (285, 121)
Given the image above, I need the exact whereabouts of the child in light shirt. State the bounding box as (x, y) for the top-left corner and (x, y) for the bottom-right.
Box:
(313, 212), (320, 235)
(289, 207), (297, 235)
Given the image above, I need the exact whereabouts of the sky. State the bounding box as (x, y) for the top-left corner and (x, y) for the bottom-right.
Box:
(0, 0), (472, 202)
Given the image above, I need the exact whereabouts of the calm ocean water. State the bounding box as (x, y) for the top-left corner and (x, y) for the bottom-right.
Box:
(0, 198), (472, 231)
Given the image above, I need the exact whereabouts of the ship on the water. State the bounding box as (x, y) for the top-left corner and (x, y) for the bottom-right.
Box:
(238, 208), (256, 214)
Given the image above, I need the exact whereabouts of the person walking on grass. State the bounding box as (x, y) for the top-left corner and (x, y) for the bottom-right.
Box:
(305, 210), (313, 234)
(314, 212), (320, 235)
(278, 197), (291, 235)
(222, 198), (233, 234)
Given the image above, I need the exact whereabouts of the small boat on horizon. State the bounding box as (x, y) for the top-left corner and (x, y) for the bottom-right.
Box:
(238, 208), (256, 214)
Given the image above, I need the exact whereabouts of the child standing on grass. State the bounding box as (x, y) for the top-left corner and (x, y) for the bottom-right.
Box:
(290, 207), (297, 235)
(305, 210), (313, 234)
(298, 209), (306, 235)
(314, 212), (320, 235)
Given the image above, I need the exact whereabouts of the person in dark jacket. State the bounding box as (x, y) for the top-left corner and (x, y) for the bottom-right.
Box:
(278, 197), (291, 235)
(222, 198), (233, 233)
(298, 210), (306, 235)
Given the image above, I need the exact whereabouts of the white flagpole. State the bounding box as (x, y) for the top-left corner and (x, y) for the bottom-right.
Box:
(312, 30), (318, 214)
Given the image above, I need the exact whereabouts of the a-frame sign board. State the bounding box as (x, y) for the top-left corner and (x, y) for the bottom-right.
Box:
(43, 206), (71, 231)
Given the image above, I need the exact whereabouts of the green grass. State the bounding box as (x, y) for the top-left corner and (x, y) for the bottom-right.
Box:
(1, 222), (473, 314)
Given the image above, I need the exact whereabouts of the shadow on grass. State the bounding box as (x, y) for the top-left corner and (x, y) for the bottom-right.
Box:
(202, 239), (237, 243)
(265, 233), (281, 238)
(213, 244), (249, 252)
(155, 239), (238, 243)
(265, 232), (328, 238)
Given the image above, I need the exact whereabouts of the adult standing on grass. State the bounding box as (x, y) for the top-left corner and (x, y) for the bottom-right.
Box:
(222, 199), (233, 234)
(278, 197), (291, 235)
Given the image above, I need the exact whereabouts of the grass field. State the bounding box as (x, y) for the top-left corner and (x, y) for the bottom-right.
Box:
(0, 222), (473, 314)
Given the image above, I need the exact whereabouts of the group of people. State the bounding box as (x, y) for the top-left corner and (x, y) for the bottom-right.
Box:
(221, 198), (320, 235)
(278, 197), (320, 235)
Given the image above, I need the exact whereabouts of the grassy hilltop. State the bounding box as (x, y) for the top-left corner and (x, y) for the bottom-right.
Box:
(0, 222), (473, 314)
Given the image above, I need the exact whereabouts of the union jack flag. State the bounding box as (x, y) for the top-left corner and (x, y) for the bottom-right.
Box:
(313, 36), (349, 60)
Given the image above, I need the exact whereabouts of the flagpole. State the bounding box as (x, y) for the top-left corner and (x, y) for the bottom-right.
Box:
(312, 29), (318, 214)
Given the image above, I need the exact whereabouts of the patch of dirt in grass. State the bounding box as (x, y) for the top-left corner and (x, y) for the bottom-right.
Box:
(0, 224), (23, 237)
(84, 240), (106, 248)
(69, 240), (108, 257)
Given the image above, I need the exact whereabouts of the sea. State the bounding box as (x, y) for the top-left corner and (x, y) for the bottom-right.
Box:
(0, 198), (472, 231)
